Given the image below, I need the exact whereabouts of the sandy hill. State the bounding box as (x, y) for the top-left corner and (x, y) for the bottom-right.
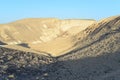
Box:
(0, 18), (95, 44)
(0, 18), (95, 56)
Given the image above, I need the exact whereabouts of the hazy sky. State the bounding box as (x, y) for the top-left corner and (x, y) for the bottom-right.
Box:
(0, 0), (120, 23)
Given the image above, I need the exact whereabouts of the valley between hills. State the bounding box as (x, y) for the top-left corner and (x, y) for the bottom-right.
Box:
(0, 16), (120, 80)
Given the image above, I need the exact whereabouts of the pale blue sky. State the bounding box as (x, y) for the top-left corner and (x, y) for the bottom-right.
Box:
(0, 0), (120, 23)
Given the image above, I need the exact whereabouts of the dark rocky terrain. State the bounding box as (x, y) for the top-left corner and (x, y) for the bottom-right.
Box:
(0, 47), (55, 80)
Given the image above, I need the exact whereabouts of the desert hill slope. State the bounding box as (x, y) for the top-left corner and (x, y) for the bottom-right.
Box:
(0, 18), (95, 44)
(0, 18), (95, 56)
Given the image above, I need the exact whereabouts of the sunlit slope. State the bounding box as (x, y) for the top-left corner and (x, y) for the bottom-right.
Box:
(28, 19), (95, 56)
(0, 18), (61, 44)
(0, 19), (95, 44)
(0, 18), (95, 56)
(29, 35), (74, 56)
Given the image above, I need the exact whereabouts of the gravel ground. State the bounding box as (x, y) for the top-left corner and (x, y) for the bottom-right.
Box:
(0, 47), (55, 80)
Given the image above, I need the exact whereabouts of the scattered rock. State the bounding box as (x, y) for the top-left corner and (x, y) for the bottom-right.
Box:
(8, 74), (15, 78)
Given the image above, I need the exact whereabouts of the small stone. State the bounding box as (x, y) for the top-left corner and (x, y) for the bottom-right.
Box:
(0, 60), (4, 63)
(2, 65), (8, 69)
(41, 77), (45, 80)
(36, 77), (39, 80)
(22, 65), (26, 67)
(8, 74), (14, 78)
(8, 56), (13, 60)
(43, 73), (48, 77)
